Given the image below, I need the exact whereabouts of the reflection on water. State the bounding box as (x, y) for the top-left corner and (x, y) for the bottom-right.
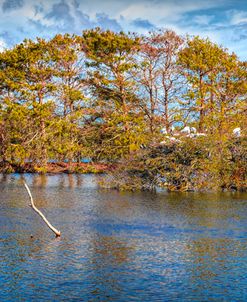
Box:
(0, 174), (247, 301)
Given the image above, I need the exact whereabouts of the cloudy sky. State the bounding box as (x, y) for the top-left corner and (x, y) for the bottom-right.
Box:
(0, 0), (246, 59)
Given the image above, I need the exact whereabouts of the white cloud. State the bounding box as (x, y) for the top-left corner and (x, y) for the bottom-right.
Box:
(193, 15), (214, 25)
(119, 0), (224, 25)
(230, 10), (247, 25)
(0, 0), (246, 60)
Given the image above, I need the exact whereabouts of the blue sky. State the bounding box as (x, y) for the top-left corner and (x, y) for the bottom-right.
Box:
(0, 0), (246, 59)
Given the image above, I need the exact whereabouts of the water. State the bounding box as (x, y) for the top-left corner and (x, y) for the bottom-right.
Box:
(0, 174), (246, 301)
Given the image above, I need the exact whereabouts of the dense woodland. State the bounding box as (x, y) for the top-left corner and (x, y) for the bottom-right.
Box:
(0, 28), (246, 191)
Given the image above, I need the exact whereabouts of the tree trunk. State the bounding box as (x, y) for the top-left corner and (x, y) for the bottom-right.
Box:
(24, 182), (61, 237)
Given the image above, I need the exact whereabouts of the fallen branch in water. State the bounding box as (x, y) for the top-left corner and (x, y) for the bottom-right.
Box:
(24, 182), (61, 237)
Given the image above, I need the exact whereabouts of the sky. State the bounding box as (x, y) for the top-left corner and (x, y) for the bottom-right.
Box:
(0, 0), (246, 59)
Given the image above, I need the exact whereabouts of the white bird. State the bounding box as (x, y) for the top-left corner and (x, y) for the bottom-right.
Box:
(160, 136), (181, 144)
(181, 126), (191, 134)
(233, 127), (241, 137)
(190, 127), (197, 134)
(195, 133), (207, 137)
(169, 137), (181, 143)
(187, 132), (206, 138)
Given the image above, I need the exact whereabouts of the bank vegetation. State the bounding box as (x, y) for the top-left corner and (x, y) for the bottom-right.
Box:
(0, 28), (246, 191)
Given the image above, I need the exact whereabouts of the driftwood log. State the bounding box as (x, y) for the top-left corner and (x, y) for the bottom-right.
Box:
(24, 182), (61, 237)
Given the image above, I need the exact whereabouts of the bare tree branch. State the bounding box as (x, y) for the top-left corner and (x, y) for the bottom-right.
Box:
(24, 182), (61, 237)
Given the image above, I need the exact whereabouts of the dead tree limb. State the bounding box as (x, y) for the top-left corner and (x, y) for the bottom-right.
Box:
(24, 182), (61, 237)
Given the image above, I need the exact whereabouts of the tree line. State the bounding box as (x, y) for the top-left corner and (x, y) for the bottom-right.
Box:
(0, 28), (246, 190)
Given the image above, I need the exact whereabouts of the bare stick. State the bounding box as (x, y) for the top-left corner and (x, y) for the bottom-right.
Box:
(24, 182), (61, 237)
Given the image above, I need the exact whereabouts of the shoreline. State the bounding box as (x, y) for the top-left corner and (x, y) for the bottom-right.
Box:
(0, 162), (115, 174)
(1, 167), (246, 193)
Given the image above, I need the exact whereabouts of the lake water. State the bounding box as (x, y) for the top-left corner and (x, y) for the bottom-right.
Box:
(0, 173), (246, 301)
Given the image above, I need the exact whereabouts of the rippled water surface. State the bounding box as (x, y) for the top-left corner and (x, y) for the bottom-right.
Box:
(0, 174), (247, 301)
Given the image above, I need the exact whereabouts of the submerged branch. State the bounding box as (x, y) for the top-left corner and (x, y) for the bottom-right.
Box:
(24, 182), (61, 237)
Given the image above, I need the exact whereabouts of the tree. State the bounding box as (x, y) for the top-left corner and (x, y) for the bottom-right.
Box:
(178, 36), (247, 134)
(47, 34), (88, 163)
(81, 28), (147, 160)
(0, 39), (56, 169)
(136, 30), (184, 134)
